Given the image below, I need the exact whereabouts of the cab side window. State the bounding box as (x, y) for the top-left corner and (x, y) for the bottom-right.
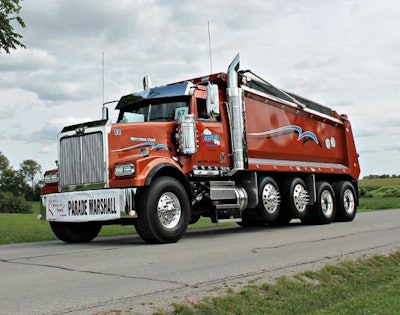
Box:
(197, 98), (220, 121)
(197, 98), (208, 119)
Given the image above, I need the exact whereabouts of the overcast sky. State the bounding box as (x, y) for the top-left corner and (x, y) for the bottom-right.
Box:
(1, 0), (399, 178)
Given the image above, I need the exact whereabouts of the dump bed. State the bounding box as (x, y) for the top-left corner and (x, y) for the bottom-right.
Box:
(240, 74), (359, 180)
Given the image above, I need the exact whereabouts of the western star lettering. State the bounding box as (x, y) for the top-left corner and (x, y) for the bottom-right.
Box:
(68, 198), (117, 216)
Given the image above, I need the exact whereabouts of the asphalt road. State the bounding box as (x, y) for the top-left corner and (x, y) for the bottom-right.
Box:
(1, 209), (400, 315)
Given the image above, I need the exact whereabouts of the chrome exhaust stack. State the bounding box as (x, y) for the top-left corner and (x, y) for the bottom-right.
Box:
(227, 53), (247, 172)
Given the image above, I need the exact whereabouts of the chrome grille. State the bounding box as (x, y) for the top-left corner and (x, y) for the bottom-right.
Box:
(59, 132), (105, 187)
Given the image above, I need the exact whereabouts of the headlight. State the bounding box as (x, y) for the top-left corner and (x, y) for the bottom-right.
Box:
(115, 164), (135, 177)
(44, 173), (58, 184)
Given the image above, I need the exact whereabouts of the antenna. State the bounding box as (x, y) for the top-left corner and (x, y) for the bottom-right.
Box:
(102, 51), (105, 105)
(101, 52), (109, 119)
(208, 21), (213, 74)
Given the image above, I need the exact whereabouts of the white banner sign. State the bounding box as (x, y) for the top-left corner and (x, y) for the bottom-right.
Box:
(45, 189), (122, 222)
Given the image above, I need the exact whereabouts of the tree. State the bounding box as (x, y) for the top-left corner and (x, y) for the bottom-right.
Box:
(0, 152), (36, 213)
(0, 151), (10, 173)
(20, 159), (41, 194)
(0, 167), (29, 194)
(0, 0), (26, 54)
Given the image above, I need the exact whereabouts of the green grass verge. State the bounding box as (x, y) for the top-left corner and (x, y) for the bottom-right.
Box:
(359, 197), (400, 210)
(0, 213), (57, 244)
(156, 250), (400, 315)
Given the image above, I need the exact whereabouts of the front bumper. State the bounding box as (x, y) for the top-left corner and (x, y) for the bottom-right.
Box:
(40, 188), (137, 222)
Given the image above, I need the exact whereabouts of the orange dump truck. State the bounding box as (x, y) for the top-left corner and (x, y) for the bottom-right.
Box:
(41, 54), (360, 243)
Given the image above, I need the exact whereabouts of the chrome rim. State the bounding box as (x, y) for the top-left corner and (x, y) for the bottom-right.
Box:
(343, 188), (355, 214)
(321, 190), (334, 217)
(293, 184), (308, 213)
(157, 192), (181, 229)
(262, 183), (280, 214)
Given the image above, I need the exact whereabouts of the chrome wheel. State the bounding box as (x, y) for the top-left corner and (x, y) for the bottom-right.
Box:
(343, 188), (355, 215)
(262, 183), (280, 214)
(321, 189), (334, 218)
(293, 183), (309, 214)
(157, 192), (182, 229)
(334, 181), (357, 222)
(303, 181), (335, 225)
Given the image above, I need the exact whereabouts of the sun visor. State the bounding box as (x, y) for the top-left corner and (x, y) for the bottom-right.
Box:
(116, 81), (194, 109)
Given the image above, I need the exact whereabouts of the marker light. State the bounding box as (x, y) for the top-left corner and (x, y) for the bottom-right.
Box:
(44, 173), (58, 184)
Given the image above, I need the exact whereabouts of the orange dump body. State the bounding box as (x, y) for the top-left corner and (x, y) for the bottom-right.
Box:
(244, 94), (359, 180)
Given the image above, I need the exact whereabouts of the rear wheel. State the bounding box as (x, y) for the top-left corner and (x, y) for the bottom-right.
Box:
(334, 181), (357, 221)
(282, 177), (309, 219)
(50, 221), (102, 243)
(134, 176), (190, 244)
(303, 181), (335, 225)
(256, 177), (281, 222)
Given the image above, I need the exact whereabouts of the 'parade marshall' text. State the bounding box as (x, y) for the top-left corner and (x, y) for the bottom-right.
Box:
(68, 198), (117, 216)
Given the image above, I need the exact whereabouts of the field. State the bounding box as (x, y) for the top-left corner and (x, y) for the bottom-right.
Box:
(359, 177), (400, 187)
(358, 177), (400, 210)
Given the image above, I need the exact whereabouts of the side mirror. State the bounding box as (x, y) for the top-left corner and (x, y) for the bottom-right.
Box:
(143, 75), (151, 90)
(206, 83), (220, 116)
(102, 106), (109, 120)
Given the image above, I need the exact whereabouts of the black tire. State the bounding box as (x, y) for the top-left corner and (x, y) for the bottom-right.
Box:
(50, 221), (102, 243)
(268, 207), (292, 226)
(304, 181), (336, 225)
(333, 181), (357, 222)
(134, 176), (190, 244)
(281, 177), (309, 219)
(237, 209), (266, 227)
(256, 177), (281, 222)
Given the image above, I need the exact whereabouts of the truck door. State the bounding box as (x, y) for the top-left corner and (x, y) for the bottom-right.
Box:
(194, 98), (230, 172)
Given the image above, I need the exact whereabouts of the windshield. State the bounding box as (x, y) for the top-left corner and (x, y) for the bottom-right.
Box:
(118, 98), (189, 123)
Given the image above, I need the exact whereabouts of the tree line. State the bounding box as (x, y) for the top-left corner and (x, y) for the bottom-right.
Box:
(362, 174), (400, 180)
(0, 151), (41, 213)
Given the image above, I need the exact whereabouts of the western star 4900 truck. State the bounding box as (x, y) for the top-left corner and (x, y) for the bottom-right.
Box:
(41, 54), (360, 244)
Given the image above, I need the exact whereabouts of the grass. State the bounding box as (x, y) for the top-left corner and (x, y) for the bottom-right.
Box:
(359, 197), (400, 210)
(0, 213), (57, 244)
(155, 250), (400, 315)
(0, 212), (138, 245)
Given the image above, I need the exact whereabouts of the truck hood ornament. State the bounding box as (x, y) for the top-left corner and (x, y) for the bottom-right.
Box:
(75, 126), (86, 135)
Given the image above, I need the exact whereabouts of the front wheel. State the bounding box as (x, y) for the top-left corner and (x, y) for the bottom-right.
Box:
(50, 221), (102, 243)
(134, 177), (190, 244)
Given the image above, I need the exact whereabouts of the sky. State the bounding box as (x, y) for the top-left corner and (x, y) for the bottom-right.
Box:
(0, 0), (399, 178)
